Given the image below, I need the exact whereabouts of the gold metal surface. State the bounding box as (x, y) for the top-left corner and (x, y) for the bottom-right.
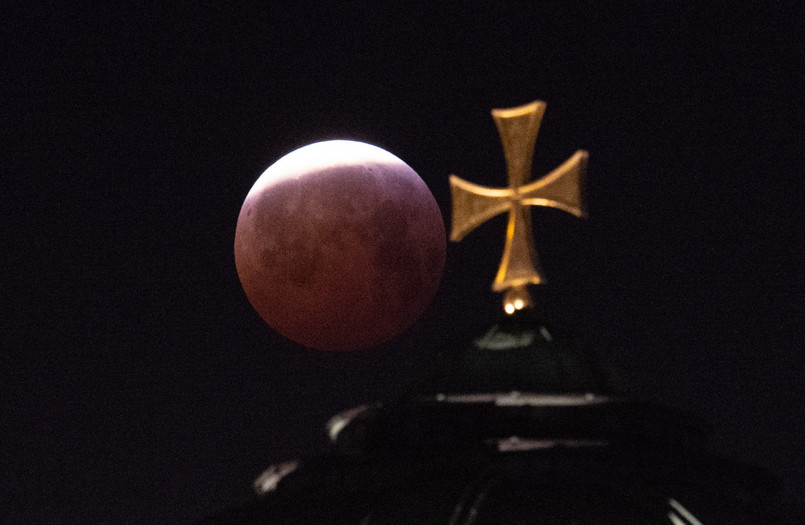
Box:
(449, 101), (588, 312)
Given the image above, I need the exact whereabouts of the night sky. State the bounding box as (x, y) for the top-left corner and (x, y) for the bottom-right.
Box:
(5, 4), (803, 523)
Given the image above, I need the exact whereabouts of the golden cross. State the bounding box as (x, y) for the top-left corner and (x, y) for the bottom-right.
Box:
(449, 101), (588, 314)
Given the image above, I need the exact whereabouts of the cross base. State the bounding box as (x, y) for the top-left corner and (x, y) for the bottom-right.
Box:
(503, 285), (533, 315)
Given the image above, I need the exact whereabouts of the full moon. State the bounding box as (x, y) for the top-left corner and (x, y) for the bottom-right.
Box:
(234, 140), (446, 351)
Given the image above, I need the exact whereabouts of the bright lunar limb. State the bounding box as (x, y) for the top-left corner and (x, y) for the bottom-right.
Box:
(234, 140), (446, 351)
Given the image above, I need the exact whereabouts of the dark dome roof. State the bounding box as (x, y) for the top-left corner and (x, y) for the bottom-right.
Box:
(204, 442), (796, 524)
(414, 307), (612, 396)
(199, 308), (802, 524)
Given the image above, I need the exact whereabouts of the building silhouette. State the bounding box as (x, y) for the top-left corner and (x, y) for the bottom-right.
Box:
(201, 307), (800, 524)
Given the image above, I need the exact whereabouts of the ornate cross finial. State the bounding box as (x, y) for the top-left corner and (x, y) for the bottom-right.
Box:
(449, 101), (588, 314)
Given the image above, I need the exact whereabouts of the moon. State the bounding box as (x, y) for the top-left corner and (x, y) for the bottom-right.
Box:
(234, 140), (446, 351)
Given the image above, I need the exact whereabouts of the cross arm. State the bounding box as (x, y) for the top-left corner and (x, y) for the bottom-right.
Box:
(449, 175), (513, 242)
(518, 150), (588, 218)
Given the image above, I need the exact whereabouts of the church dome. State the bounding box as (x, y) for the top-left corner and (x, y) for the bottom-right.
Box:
(413, 307), (611, 397)
(200, 309), (799, 524)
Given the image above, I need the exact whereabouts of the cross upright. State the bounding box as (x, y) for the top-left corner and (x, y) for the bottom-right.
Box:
(449, 100), (588, 314)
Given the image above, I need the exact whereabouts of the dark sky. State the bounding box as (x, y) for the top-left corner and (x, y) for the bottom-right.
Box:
(5, 3), (803, 523)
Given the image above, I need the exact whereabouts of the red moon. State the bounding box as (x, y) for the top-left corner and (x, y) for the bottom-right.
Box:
(234, 140), (446, 351)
